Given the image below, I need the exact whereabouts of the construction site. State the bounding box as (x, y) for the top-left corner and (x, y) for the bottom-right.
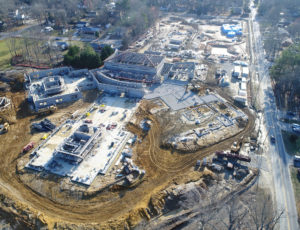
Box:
(25, 95), (140, 186)
(0, 11), (273, 230)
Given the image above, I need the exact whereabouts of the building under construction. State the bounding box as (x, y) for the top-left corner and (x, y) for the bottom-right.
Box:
(103, 51), (165, 84)
(55, 124), (101, 164)
(25, 67), (96, 111)
(91, 51), (166, 98)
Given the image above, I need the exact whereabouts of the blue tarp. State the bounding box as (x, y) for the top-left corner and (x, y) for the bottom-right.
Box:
(222, 24), (242, 37)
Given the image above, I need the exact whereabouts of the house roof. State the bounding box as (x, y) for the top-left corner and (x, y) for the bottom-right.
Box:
(105, 51), (164, 68)
(81, 27), (100, 33)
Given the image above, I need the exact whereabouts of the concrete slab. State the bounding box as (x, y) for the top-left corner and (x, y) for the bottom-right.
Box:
(145, 83), (220, 111)
(26, 95), (139, 186)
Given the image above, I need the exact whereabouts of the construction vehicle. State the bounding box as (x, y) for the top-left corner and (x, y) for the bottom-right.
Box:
(36, 106), (57, 115)
(230, 136), (244, 153)
(71, 110), (80, 119)
(41, 134), (49, 140)
(92, 105), (99, 111)
(230, 141), (241, 153)
(111, 122), (117, 129)
(270, 135), (275, 143)
(189, 81), (201, 93)
(22, 142), (34, 153)
(0, 122), (9, 134)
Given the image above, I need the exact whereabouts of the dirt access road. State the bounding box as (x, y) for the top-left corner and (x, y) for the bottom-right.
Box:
(0, 94), (255, 228)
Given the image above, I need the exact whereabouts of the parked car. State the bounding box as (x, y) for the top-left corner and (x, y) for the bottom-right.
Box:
(287, 111), (296, 117)
(270, 135), (275, 143)
(23, 142), (34, 153)
(294, 155), (300, 167)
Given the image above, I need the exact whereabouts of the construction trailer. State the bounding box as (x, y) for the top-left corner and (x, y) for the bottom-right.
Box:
(234, 95), (247, 106)
(242, 67), (249, 77)
(232, 66), (241, 78)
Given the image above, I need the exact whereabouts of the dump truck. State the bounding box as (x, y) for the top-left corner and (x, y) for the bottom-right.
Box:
(22, 142), (34, 153)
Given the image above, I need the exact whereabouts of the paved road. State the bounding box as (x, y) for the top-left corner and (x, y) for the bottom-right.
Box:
(249, 2), (299, 230)
(0, 25), (122, 50)
(0, 22), (40, 41)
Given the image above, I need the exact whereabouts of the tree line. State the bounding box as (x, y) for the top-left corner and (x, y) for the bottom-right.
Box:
(63, 45), (114, 69)
(270, 43), (300, 109)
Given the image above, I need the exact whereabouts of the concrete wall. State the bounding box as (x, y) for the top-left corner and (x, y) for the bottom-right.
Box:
(164, 78), (189, 85)
(96, 71), (145, 89)
(69, 69), (89, 78)
(105, 62), (157, 75)
(33, 90), (82, 110)
(96, 82), (145, 98)
(77, 80), (96, 91)
(28, 67), (71, 82)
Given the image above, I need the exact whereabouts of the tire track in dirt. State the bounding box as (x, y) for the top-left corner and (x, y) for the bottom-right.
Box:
(0, 92), (255, 227)
(147, 108), (255, 172)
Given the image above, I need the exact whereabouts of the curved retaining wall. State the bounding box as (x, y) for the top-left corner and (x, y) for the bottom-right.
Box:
(96, 71), (145, 89)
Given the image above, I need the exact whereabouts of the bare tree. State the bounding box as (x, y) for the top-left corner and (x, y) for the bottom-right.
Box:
(246, 190), (284, 230)
(22, 37), (33, 66)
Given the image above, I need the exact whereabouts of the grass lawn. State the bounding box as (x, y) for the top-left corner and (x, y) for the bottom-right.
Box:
(290, 167), (300, 221)
(69, 40), (86, 48)
(0, 39), (13, 69)
(281, 130), (300, 156)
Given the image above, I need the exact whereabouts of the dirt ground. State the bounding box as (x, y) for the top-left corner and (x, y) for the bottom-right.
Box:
(0, 89), (255, 229)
